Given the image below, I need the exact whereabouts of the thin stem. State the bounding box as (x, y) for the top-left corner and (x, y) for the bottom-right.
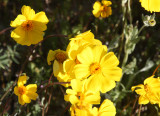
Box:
(138, 105), (142, 116)
(138, 25), (145, 35)
(128, 0), (132, 24)
(38, 82), (70, 93)
(152, 64), (160, 75)
(0, 27), (13, 35)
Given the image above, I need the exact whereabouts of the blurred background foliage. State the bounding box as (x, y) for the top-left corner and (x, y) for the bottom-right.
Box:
(0, 0), (160, 115)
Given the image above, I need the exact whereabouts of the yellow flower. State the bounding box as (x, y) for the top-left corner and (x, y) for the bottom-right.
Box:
(47, 49), (67, 76)
(92, 99), (116, 116)
(47, 49), (71, 87)
(10, 5), (49, 46)
(139, 0), (160, 12)
(67, 31), (102, 58)
(64, 79), (100, 108)
(131, 76), (160, 105)
(14, 75), (38, 105)
(74, 45), (122, 93)
(92, 0), (112, 18)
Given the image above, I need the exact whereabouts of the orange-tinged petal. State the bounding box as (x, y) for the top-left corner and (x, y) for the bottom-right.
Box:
(102, 0), (112, 6)
(14, 86), (20, 96)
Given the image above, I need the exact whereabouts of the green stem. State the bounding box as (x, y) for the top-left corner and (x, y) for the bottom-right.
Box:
(128, 0), (132, 24)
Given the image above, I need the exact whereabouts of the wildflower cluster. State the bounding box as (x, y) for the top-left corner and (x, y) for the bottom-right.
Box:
(132, 75), (160, 106)
(14, 75), (38, 105)
(47, 30), (122, 115)
(1, 0), (159, 115)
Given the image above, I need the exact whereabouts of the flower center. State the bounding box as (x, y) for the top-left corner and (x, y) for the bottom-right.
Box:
(21, 20), (33, 31)
(18, 86), (27, 95)
(144, 84), (151, 93)
(55, 52), (67, 63)
(100, 6), (107, 12)
(75, 57), (81, 64)
(90, 63), (101, 74)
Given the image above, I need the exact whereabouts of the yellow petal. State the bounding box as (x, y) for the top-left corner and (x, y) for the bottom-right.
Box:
(85, 91), (100, 104)
(101, 7), (112, 18)
(99, 76), (116, 93)
(11, 26), (25, 40)
(14, 86), (20, 96)
(10, 15), (26, 27)
(131, 84), (144, 91)
(93, 1), (101, 10)
(140, 0), (160, 12)
(21, 5), (35, 20)
(26, 84), (37, 92)
(22, 94), (31, 103)
(100, 52), (119, 68)
(33, 21), (47, 32)
(74, 64), (90, 79)
(17, 75), (27, 86)
(98, 99), (116, 116)
(27, 30), (44, 45)
(102, 67), (122, 81)
(92, 10), (101, 18)
(77, 46), (93, 64)
(53, 60), (62, 77)
(18, 95), (25, 105)
(26, 91), (38, 100)
(92, 45), (106, 63)
(71, 79), (82, 92)
(33, 11), (49, 24)
(138, 96), (149, 104)
(47, 50), (56, 65)
(102, 0), (112, 6)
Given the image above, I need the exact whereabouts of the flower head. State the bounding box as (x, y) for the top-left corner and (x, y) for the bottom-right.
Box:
(92, 0), (112, 18)
(10, 5), (49, 46)
(132, 76), (160, 105)
(139, 0), (160, 12)
(64, 79), (100, 110)
(74, 45), (122, 93)
(14, 75), (38, 105)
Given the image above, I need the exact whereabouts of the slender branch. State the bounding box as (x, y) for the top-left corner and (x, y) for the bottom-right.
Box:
(38, 82), (70, 93)
(152, 64), (160, 75)
(0, 27), (13, 35)
(138, 105), (142, 116)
